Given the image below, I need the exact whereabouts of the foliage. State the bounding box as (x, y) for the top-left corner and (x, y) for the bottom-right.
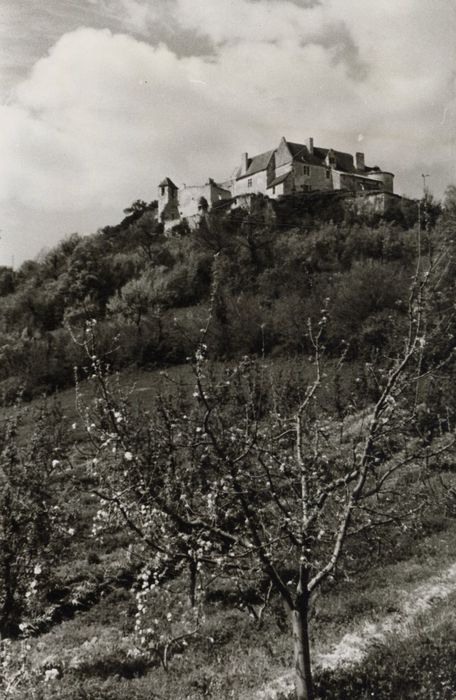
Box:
(75, 226), (454, 698)
(0, 404), (70, 637)
(0, 192), (445, 403)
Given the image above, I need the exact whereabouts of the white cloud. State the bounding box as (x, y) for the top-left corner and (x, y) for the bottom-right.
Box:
(174, 0), (327, 44)
(1, 0), (456, 265)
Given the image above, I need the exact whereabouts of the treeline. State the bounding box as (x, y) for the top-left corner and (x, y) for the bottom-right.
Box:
(0, 193), (450, 403)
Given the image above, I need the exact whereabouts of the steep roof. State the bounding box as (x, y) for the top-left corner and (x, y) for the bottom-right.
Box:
(313, 147), (355, 173)
(285, 141), (370, 174)
(267, 171), (292, 188)
(159, 177), (178, 189)
(236, 150), (275, 179)
(286, 141), (310, 162)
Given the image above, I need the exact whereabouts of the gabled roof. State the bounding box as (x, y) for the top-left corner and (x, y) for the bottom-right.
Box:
(236, 150), (275, 179)
(313, 147), (355, 173)
(286, 141), (310, 162)
(283, 141), (370, 174)
(159, 177), (178, 189)
(267, 171), (292, 188)
(213, 182), (232, 195)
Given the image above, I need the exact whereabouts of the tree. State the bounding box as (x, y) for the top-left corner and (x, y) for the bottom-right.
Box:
(107, 276), (157, 333)
(0, 405), (69, 638)
(78, 231), (453, 698)
(123, 199), (149, 216)
(128, 210), (163, 262)
(0, 267), (15, 298)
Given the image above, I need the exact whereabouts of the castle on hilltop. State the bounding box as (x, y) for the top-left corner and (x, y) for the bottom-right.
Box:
(158, 136), (396, 229)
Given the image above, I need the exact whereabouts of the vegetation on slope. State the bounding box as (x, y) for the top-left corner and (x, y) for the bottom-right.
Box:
(0, 194), (437, 404)
(1, 190), (456, 698)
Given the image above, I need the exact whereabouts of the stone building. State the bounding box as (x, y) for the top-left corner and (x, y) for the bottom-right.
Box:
(158, 177), (231, 229)
(158, 135), (396, 228)
(232, 136), (394, 198)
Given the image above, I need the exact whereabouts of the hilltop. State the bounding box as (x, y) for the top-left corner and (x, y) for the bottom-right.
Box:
(0, 192), (437, 406)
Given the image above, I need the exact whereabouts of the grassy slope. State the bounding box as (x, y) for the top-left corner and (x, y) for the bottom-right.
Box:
(7, 510), (456, 699)
(3, 362), (456, 699)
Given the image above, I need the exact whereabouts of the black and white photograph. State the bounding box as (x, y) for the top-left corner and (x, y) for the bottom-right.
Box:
(1, 1), (456, 698)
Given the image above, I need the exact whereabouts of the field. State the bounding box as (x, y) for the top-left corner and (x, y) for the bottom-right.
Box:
(1, 199), (455, 699)
(2, 357), (456, 700)
(5, 489), (456, 699)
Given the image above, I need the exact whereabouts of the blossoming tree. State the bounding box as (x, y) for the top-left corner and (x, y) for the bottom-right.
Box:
(79, 240), (454, 699)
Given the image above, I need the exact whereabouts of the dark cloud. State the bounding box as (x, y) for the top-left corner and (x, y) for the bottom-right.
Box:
(248, 0), (321, 6)
(301, 24), (368, 81)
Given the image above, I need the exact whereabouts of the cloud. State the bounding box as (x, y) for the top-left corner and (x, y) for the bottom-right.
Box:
(0, 24), (363, 215)
(1, 0), (456, 265)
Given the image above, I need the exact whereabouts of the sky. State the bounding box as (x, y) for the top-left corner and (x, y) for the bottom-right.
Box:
(1, 0), (456, 267)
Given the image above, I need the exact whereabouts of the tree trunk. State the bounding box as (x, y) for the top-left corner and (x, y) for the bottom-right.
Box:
(0, 559), (20, 639)
(291, 588), (313, 700)
(189, 558), (197, 608)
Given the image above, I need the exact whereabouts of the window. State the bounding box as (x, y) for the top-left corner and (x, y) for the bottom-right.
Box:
(303, 166), (310, 176)
(160, 186), (165, 196)
(272, 186), (276, 194)
(247, 178), (253, 188)
(326, 170), (330, 179)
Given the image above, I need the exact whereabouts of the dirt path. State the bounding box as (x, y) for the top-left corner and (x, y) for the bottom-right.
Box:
(253, 561), (456, 699)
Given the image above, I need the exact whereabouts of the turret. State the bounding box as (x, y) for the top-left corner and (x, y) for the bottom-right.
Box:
(366, 170), (394, 193)
(158, 177), (179, 222)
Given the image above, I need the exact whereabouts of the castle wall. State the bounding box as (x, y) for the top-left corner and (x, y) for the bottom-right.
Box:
(274, 162), (332, 192)
(335, 172), (381, 192)
(178, 181), (231, 218)
(344, 191), (404, 218)
(275, 139), (293, 168)
(234, 169), (269, 197)
(366, 171), (394, 193)
(178, 184), (210, 218)
(268, 181), (288, 198)
(303, 163), (332, 192)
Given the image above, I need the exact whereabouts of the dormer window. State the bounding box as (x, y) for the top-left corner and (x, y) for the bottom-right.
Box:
(160, 186), (165, 196)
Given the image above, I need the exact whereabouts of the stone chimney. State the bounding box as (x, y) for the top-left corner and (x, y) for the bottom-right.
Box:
(308, 137), (314, 155)
(355, 152), (365, 171)
(241, 152), (249, 175)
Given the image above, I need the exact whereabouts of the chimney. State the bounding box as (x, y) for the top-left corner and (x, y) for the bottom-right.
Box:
(355, 152), (365, 171)
(308, 137), (314, 155)
(241, 152), (249, 175)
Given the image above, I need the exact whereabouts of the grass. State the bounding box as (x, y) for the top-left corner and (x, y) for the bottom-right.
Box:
(2, 510), (455, 699)
(0, 354), (363, 445)
(315, 591), (456, 699)
(2, 360), (456, 698)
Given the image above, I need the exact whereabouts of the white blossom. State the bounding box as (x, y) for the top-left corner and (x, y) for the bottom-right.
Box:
(44, 668), (59, 682)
